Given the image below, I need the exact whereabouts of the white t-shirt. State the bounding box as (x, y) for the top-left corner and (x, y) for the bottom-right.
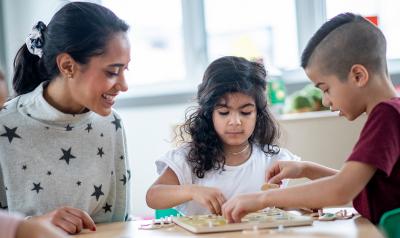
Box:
(156, 144), (300, 215)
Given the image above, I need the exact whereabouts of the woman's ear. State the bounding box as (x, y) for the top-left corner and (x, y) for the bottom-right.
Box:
(56, 53), (77, 78)
(349, 64), (369, 87)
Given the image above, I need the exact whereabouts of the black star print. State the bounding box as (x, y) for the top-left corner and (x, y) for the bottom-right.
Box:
(22, 165), (27, 170)
(120, 174), (127, 185)
(47, 171), (52, 176)
(1, 126), (22, 143)
(59, 147), (76, 165)
(31, 183), (43, 194)
(85, 123), (93, 133)
(100, 133), (104, 137)
(27, 113), (32, 117)
(97, 147), (105, 158)
(5, 187), (7, 191)
(19, 104), (23, 108)
(0, 202), (7, 209)
(102, 203), (112, 213)
(125, 214), (129, 221)
(127, 170), (131, 181)
(111, 114), (122, 131)
(120, 155), (124, 160)
(91, 184), (105, 201)
(111, 171), (114, 175)
(45, 126), (49, 130)
(77, 181), (82, 186)
(65, 124), (73, 131)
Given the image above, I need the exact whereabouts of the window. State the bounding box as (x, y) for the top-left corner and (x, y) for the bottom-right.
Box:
(102, 0), (300, 92)
(204, 0), (299, 71)
(102, 0), (185, 87)
(100, 0), (399, 99)
(326, 0), (400, 59)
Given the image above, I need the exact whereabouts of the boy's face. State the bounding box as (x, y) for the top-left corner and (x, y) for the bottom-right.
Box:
(305, 65), (365, 121)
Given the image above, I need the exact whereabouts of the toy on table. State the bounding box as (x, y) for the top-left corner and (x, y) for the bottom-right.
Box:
(172, 207), (313, 234)
(139, 216), (175, 230)
(308, 209), (355, 221)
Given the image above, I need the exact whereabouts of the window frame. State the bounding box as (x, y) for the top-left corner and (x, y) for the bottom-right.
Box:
(117, 0), (316, 105)
(111, 0), (400, 108)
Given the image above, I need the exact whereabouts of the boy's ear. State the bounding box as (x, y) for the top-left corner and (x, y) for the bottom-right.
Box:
(348, 64), (369, 87)
(56, 53), (78, 78)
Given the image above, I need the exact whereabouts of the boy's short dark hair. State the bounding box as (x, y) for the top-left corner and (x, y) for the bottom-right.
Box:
(301, 12), (387, 81)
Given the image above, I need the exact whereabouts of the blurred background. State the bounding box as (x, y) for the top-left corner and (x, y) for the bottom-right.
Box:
(1, 0), (399, 218)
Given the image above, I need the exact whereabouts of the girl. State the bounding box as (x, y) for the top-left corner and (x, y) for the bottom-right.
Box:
(0, 2), (130, 234)
(146, 56), (300, 215)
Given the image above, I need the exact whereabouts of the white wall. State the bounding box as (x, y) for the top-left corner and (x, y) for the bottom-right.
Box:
(118, 103), (192, 218)
(1, 0), (64, 85)
(119, 106), (367, 218)
(278, 111), (366, 186)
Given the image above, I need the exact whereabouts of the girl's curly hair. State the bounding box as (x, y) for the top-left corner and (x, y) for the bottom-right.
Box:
(179, 56), (280, 178)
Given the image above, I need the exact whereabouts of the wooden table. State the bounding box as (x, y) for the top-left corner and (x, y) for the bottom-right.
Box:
(74, 208), (383, 238)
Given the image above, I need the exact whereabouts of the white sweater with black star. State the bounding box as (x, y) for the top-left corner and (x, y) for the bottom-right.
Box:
(0, 82), (130, 223)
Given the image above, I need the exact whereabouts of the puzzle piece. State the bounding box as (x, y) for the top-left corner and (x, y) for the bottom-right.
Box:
(261, 183), (280, 191)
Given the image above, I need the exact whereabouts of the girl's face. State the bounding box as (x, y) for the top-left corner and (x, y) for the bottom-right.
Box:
(212, 92), (257, 148)
(69, 32), (131, 116)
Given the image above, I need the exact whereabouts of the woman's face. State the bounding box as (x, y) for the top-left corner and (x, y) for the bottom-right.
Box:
(69, 32), (131, 116)
(212, 92), (257, 148)
(0, 74), (8, 107)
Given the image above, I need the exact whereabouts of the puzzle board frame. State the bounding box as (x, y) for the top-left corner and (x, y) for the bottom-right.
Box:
(172, 208), (313, 234)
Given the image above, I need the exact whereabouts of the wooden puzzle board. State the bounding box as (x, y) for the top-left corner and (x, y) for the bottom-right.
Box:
(172, 208), (313, 234)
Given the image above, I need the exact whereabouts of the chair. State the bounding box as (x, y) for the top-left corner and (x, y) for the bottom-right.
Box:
(155, 208), (181, 219)
(379, 208), (400, 238)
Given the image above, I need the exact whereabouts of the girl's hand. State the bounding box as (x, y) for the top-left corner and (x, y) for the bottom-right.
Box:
(16, 219), (67, 238)
(190, 185), (226, 215)
(266, 161), (305, 184)
(222, 192), (266, 223)
(32, 206), (96, 234)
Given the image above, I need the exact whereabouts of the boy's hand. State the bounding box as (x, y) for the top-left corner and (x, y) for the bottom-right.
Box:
(32, 206), (96, 234)
(266, 161), (305, 184)
(222, 192), (265, 223)
(190, 185), (226, 215)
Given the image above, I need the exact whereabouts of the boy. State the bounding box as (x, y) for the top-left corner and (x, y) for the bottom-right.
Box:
(222, 12), (400, 224)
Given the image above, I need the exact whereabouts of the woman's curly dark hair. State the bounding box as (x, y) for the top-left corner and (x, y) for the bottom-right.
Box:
(179, 56), (280, 178)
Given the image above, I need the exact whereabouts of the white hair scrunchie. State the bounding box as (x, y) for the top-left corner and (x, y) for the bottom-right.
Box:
(25, 21), (46, 58)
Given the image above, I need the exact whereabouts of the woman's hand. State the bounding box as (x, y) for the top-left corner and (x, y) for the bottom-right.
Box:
(266, 161), (306, 184)
(222, 192), (266, 223)
(190, 185), (226, 215)
(16, 219), (67, 238)
(32, 206), (96, 234)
